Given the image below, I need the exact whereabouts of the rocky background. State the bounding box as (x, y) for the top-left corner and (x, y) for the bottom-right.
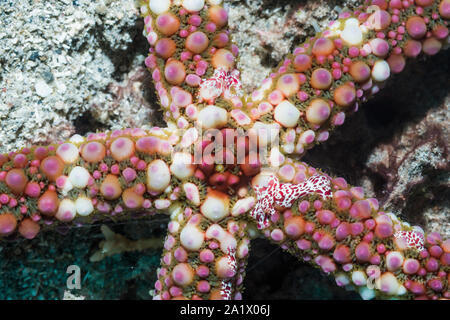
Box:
(0, 0), (448, 299)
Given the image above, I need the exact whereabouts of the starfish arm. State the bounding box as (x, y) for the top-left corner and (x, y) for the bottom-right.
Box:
(250, 160), (449, 300)
(153, 209), (250, 300)
(0, 128), (199, 239)
(141, 0), (245, 130)
(242, 0), (449, 158)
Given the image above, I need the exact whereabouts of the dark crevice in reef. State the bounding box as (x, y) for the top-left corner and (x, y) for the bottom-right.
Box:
(398, 169), (449, 228)
(73, 109), (109, 136)
(258, 45), (281, 68)
(368, 124), (448, 205)
(244, 239), (361, 300)
(142, 73), (167, 128)
(95, 15), (166, 127)
(68, 33), (90, 56)
(95, 18), (148, 81)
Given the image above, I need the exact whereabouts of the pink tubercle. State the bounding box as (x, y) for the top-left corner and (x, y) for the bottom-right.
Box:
(332, 69), (342, 80)
(196, 265), (210, 278)
(197, 280), (210, 293)
(355, 242), (371, 262)
(188, 14), (202, 26)
(350, 222), (364, 236)
(425, 258), (440, 272)
(375, 222), (394, 239)
(298, 200), (310, 213)
(305, 222), (315, 234)
(297, 91), (309, 102)
(332, 177), (348, 189)
(270, 229), (284, 242)
(205, 22), (217, 33)
(110, 164), (120, 175)
(199, 249), (215, 263)
(174, 247), (188, 263)
(348, 47), (359, 57)
(333, 245), (351, 264)
(296, 239), (311, 250)
(333, 112), (345, 126)
(8, 198), (18, 208)
(317, 210), (335, 225)
(426, 232), (442, 245)
(335, 222), (350, 241)
(25, 182), (41, 198)
(13, 154), (27, 168)
(315, 255), (336, 273)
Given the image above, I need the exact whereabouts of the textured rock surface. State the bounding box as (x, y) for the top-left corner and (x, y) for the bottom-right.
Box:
(0, 0), (154, 150)
(0, 0), (448, 299)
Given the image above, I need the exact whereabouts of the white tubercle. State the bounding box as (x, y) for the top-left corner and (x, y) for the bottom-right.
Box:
(197, 105), (228, 129)
(149, 0), (171, 14)
(237, 240), (249, 258)
(340, 18), (363, 46)
(200, 192), (229, 222)
(180, 225), (204, 251)
(351, 270), (367, 286)
(168, 204), (182, 219)
(386, 251), (404, 271)
(269, 146), (285, 167)
(282, 143), (294, 154)
(110, 137), (134, 161)
(154, 199), (171, 210)
(69, 134), (84, 144)
(274, 100), (301, 128)
(205, 224), (237, 253)
(75, 197), (94, 216)
(55, 199), (77, 222)
(61, 179), (73, 196)
(68, 166), (90, 188)
(56, 143), (79, 164)
(183, 182), (200, 206)
(251, 170), (275, 189)
(216, 256), (235, 278)
(182, 0), (204, 12)
(207, 0), (222, 5)
(170, 152), (195, 180)
(260, 78), (273, 92)
(371, 60), (390, 82)
(249, 122), (280, 147)
(335, 273), (350, 287)
(168, 221), (180, 234)
(375, 272), (401, 295)
(397, 285), (407, 295)
(181, 127), (199, 148)
(147, 159), (171, 192)
(231, 197), (256, 216)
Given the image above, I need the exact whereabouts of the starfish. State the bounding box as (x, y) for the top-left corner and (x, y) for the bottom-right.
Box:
(0, 0), (449, 300)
